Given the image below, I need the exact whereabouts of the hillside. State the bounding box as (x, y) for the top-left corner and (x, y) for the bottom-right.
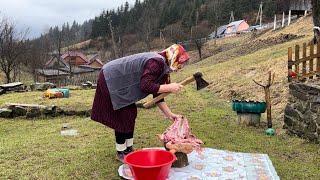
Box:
(176, 15), (315, 132)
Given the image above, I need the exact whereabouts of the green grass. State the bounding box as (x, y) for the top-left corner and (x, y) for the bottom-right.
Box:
(0, 89), (95, 111)
(1, 86), (320, 179)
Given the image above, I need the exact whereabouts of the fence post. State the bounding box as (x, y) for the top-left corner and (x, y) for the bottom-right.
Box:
(282, 12), (285, 27)
(295, 44), (300, 80)
(310, 41), (314, 79)
(288, 47), (293, 82)
(288, 10), (291, 26)
(273, 15), (277, 30)
(302, 43), (307, 76)
(317, 42), (320, 78)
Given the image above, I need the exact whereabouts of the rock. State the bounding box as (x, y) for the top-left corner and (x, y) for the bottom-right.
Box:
(0, 108), (12, 118)
(60, 129), (79, 136)
(26, 108), (41, 118)
(30, 82), (56, 91)
(41, 106), (57, 116)
(11, 106), (27, 117)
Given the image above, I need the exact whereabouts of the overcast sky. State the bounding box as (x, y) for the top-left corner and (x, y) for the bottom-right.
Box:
(0, 0), (136, 39)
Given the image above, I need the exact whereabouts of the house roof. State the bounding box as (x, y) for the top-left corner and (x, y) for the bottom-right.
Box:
(61, 51), (88, 63)
(88, 58), (104, 66)
(59, 66), (95, 74)
(226, 20), (248, 33)
(209, 25), (228, 38)
(87, 54), (99, 62)
(36, 69), (69, 76)
(45, 55), (69, 68)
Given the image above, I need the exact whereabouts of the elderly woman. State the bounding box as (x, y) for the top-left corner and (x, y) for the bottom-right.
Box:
(91, 44), (190, 162)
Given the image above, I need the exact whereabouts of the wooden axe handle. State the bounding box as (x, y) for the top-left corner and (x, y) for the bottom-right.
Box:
(143, 75), (195, 108)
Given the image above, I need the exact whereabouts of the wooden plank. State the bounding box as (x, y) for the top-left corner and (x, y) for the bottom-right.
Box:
(288, 47), (293, 82)
(295, 44), (300, 80)
(317, 42), (320, 78)
(310, 41), (314, 79)
(302, 43), (307, 75)
(5, 103), (47, 108)
(302, 71), (320, 78)
(0, 82), (23, 88)
(295, 54), (320, 63)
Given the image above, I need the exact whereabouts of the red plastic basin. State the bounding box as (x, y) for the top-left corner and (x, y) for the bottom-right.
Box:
(124, 149), (175, 180)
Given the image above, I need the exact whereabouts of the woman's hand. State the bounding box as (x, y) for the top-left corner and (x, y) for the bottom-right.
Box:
(167, 83), (183, 93)
(167, 113), (183, 122)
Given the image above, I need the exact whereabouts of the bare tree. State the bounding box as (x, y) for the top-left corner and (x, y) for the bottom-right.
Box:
(137, 6), (159, 51)
(0, 16), (28, 83)
(191, 21), (211, 59)
(25, 36), (50, 82)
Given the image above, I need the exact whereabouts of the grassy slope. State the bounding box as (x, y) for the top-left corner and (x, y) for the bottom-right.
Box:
(1, 16), (320, 179)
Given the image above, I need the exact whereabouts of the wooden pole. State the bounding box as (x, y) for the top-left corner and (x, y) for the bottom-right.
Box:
(288, 47), (293, 82)
(282, 12), (285, 27)
(273, 15), (277, 30)
(295, 44), (300, 80)
(310, 41), (314, 79)
(317, 42), (320, 78)
(288, 10), (292, 25)
(253, 71), (275, 128)
(302, 43), (307, 76)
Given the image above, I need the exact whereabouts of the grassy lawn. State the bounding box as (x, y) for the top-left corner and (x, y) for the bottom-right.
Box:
(1, 86), (320, 179)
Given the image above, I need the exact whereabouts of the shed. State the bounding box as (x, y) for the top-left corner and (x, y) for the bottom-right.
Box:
(225, 20), (250, 37)
(208, 25), (228, 39)
(289, 0), (312, 16)
(36, 69), (69, 83)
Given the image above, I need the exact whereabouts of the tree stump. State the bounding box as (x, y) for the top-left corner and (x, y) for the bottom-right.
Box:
(164, 143), (189, 168)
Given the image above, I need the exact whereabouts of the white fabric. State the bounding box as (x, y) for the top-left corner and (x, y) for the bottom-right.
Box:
(126, 138), (134, 147)
(118, 147), (280, 180)
(116, 143), (126, 151)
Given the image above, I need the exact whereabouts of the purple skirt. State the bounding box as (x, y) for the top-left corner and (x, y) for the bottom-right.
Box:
(91, 71), (137, 133)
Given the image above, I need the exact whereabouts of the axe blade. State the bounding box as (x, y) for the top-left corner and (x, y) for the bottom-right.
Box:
(193, 72), (209, 90)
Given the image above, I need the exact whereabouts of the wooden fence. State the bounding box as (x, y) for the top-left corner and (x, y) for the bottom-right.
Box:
(288, 41), (320, 82)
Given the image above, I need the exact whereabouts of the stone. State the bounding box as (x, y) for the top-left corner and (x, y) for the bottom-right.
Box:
(310, 103), (320, 113)
(305, 121), (317, 133)
(305, 132), (318, 142)
(296, 83), (311, 92)
(64, 110), (86, 116)
(308, 90), (319, 95)
(60, 129), (79, 136)
(290, 89), (308, 101)
(316, 111), (320, 125)
(302, 110), (314, 124)
(284, 105), (302, 120)
(11, 106), (27, 117)
(284, 115), (295, 126)
(41, 106), (57, 116)
(30, 82), (56, 91)
(311, 96), (320, 104)
(0, 108), (12, 118)
(26, 108), (41, 118)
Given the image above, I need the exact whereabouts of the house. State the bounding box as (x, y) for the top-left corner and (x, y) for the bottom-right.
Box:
(208, 25), (228, 39)
(45, 55), (69, 69)
(37, 51), (102, 85)
(61, 51), (89, 66)
(225, 20), (250, 37)
(36, 69), (69, 83)
(87, 59), (104, 69)
(290, 0), (311, 16)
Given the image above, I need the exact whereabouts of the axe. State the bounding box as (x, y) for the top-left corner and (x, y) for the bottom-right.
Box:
(143, 72), (209, 108)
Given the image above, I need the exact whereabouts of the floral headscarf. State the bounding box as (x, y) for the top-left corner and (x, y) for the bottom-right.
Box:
(161, 44), (190, 71)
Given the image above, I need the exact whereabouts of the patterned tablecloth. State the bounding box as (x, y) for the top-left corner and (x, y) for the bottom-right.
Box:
(118, 148), (280, 180)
